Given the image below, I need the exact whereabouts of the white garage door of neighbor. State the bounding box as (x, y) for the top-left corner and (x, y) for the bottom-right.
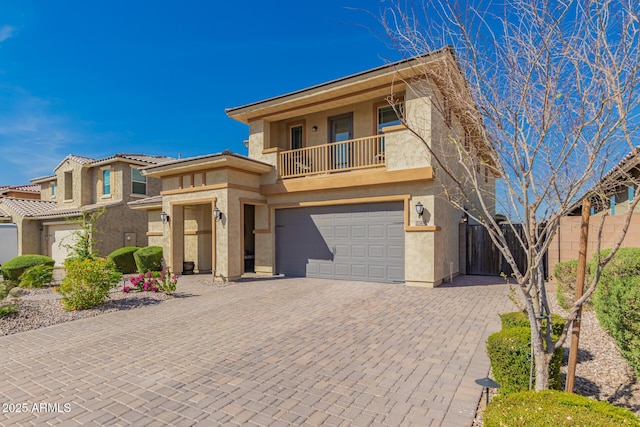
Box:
(48, 224), (81, 266)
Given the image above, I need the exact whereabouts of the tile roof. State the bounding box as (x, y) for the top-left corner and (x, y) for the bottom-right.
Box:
(37, 200), (123, 220)
(0, 198), (57, 218)
(54, 153), (173, 172)
(0, 184), (41, 194)
(30, 175), (56, 184)
(128, 195), (162, 207)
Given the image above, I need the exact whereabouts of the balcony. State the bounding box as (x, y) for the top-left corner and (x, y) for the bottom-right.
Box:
(277, 135), (385, 179)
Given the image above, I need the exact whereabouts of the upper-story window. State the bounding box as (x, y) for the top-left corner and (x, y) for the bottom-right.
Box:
(132, 168), (146, 195)
(51, 182), (56, 198)
(64, 171), (73, 200)
(377, 103), (404, 133)
(288, 121), (305, 150)
(102, 169), (111, 196)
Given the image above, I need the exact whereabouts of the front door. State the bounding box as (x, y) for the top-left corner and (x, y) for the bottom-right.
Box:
(328, 113), (353, 169)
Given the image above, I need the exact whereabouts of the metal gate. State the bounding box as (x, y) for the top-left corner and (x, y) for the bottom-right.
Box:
(465, 224), (547, 278)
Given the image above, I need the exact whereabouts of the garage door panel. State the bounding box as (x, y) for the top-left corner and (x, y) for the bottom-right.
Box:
(48, 224), (81, 267)
(351, 225), (367, 239)
(388, 245), (404, 259)
(276, 202), (405, 283)
(368, 224), (385, 239)
(334, 225), (350, 239)
(352, 245), (367, 258)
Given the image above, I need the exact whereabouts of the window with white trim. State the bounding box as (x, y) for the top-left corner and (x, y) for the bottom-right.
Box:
(132, 168), (146, 195)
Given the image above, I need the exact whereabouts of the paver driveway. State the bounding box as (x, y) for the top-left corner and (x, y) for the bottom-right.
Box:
(0, 276), (512, 426)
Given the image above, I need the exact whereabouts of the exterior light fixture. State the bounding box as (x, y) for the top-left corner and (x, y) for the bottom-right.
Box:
(415, 201), (424, 217)
(160, 211), (170, 224)
(213, 206), (222, 222)
(475, 377), (500, 406)
(312, 126), (318, 132)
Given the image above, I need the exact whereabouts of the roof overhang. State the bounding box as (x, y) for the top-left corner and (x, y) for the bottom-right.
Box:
(142, 151), (273, 178)
(30, 175), (56, 184)
(226, 49), (453, 124)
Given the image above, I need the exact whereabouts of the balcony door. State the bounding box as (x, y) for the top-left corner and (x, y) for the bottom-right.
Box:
(328, 113), (352, 170)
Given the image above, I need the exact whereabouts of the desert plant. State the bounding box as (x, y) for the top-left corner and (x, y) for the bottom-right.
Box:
(107, 246), (140, 274)
(19, 264), (54, 289)
(133, 246), (163, 273)
(484, 390), (640, 426)
(1, 255), (55, 282)
(58, 257), (121, 311)
(0, 303), (18, 318)
(487, 327), (562, 394)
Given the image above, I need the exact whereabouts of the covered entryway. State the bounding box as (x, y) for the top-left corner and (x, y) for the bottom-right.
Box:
(47, 223), (81, 267)
(275, 202), (404, 283)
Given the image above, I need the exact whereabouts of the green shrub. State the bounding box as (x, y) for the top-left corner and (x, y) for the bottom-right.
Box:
(0, 303), (18, 317)
(594, 275), (640, 378)
(107, 246), (140, 274)
(487, 327), (563, 394)
(1, 255), (55, 282)
(0, 281), (16, 300)
(484, 390), (640, 427)
(500, 311), (566, 337)
(133, 246), (163, 273)
(19, 264), (54, 289)
(553, 259), (594, 309)
(58, 258), (121, 311)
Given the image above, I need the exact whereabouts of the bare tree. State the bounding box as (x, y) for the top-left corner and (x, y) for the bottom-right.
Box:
(380, 0), (640, 390)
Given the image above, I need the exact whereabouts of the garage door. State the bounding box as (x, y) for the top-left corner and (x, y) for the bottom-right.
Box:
(47, 224), (81, 267)
(275, 202), (404, 283)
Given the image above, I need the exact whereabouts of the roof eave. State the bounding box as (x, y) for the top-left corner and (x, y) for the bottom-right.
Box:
(226, 50), (451, 124)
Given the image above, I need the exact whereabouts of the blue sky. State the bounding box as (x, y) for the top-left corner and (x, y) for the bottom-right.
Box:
(0, 0), (400, 185)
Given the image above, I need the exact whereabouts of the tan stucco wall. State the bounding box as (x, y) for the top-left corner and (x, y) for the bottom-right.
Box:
(92, 204), (149, 257)
(548, 213), (640, 274)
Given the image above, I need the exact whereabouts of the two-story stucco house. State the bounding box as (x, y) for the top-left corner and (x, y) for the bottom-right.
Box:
(0, 153), (171, 266)
(131, 51), (495, 287)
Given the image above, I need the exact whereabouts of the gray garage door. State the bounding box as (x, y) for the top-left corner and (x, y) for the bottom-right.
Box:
(275, 202), (404, 283)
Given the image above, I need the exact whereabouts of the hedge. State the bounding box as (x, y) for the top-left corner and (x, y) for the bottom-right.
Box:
(1, 255), (55, 282)
(500, 311), (566, 337)
(484, 390), (640, 427)
(107, 246), (140, 274)
(594, 248), (640, 378)
(553, 259), (588, 309)
(487, 327), (563, 394)
(133, 246), (163, 273)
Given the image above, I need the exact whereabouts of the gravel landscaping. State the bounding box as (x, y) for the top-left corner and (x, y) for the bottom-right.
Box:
(0, 285), (172, 336)
(1, 278), (638, 422)
(474, 283), (640, 425)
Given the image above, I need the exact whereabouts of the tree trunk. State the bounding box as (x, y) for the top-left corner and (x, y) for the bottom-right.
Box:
(534, 345), (551, 391)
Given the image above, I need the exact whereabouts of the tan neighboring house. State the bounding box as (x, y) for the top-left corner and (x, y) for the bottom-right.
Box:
(0, 154), (171, 267)
(548, 147), (640, 273)
(0, 184), (41, 200)
(131, 51), (495, 287)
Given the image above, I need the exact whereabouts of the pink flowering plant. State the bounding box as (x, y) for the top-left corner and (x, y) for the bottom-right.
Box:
(123, 269), (177, 295)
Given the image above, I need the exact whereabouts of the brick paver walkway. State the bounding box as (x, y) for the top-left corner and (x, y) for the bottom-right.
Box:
(0, 275), (512, 426)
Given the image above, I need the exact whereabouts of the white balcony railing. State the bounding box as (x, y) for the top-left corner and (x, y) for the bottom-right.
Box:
(278, 135), (385, 179)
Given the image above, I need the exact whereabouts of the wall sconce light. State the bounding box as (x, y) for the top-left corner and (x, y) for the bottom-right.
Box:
(38, 224), (44, 232)
(213, 206), (222, 222)
(415, 201), (424, 217)
(160, 211), (170, 224)
(312, 126), (318, 132)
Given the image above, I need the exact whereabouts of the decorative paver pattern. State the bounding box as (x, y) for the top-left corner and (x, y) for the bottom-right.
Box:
(0, 276), (512, 426)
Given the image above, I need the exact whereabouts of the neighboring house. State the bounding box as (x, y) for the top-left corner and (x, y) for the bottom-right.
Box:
(548, 147), (640, 273)
(0, 184), (41, 200)
(131, 51), (495, 287)
(0, 154), (171, 267)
